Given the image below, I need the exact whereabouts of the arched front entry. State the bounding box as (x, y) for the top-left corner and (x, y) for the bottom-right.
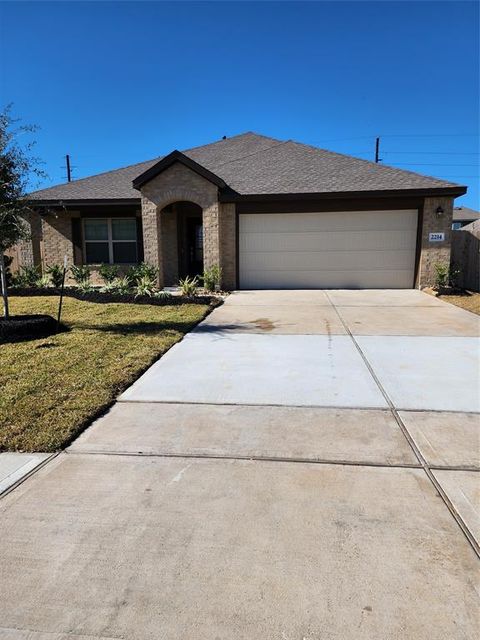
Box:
(160, 201), (203, 286)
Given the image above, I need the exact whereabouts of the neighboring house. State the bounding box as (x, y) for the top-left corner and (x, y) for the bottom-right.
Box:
(451, 206), (480, 230)
(24, 132), (466, 290)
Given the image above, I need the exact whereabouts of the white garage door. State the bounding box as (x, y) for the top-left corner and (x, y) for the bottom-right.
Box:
(239, 210), (418, 289)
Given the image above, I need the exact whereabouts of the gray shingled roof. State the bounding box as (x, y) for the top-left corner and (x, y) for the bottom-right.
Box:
(29, 132), (465, 202)
(453, 206), (479, 222)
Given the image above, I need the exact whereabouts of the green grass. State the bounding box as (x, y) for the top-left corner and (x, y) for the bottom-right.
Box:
(0, 296), (211, 452)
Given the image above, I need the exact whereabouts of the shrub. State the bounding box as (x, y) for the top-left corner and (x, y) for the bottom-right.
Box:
(46, 263), (64, 287)
(449, 265), (461, 289)
(37, 275), (51, 288)
(111, 276), (132, 295)
(178, 275), (199, 297)
(202, 264), (222, 292)
(127, 262), (158, 285)
(154, 290), (172, 300)
(19, 265), (41, 287)
(99, 263), (119, 285)
(70, 265), (91, 286)
(434, 262), (460, 290)
(134, 275), (157, 298)
(77, 280), (93, 293)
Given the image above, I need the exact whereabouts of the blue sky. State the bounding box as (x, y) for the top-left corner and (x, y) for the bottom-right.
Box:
(1, 0), (478, 207)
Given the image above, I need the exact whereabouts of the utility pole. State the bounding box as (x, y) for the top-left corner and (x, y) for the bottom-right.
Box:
(66, 154), (72, 182)
(375, 137), (381, 163)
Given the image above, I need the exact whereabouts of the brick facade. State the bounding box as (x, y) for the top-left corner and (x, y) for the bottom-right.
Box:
(5, 210), (42, 272)
(22, 183), (456, 291)
(42, 211), (78, 283)
(417, 196), (454, 287)
(140, 162), (234, 288)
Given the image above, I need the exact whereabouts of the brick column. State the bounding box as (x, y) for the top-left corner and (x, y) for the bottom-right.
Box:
(141, 196), (164, 287)
(418, 196), (453, 287)
(203, 201), (221, 270)
(219, 202), (236, 290)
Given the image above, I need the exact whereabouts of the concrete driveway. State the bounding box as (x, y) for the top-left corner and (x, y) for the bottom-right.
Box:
(0, 290), (479, 639)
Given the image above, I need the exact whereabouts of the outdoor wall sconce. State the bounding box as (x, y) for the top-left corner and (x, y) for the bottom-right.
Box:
(436, 206), (444, 218)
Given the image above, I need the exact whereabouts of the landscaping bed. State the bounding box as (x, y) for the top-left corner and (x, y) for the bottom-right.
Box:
(0, 295), (214, 452)
(8, 286), (223, 307)
(0, 314), (59, 341)
(424, 287), (480, 315)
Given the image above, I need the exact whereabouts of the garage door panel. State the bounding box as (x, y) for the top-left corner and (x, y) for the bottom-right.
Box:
(240, 249), (415, 272)
(240, 269), (416, 290)
(240, 210), (417, 233)
(239, 210), (418, 289)
(240, 229), (417, 253)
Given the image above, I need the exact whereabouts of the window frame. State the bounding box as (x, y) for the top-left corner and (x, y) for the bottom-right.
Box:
(83, 217), (138, 265)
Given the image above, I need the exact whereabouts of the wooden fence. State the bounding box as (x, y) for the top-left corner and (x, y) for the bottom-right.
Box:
(451, 221), (480, 292)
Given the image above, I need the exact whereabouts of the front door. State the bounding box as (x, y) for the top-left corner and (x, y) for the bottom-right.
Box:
(186, 218), (203, 277)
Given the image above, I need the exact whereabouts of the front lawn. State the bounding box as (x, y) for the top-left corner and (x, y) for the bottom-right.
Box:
(0, 296), (211, 452)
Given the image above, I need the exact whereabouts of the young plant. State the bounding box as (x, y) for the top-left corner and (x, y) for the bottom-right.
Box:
(0, 106), (46, 318)
(178, 275), (199, 297)
(37, 274), (51, 288)
(154, 290), (172, 301)
(202, 264), (222, 292)
(20, 265), (41, 287)
(127, 262), (158, 285)
(99, 263), (119, 285)
(70, 264), (91, 286)
(434, 262), (450, 289)
(46, 263), (64, 288)
(112, 276), (132, 295)
(134, 274), (157, 298)
(77, 280), (93, 293)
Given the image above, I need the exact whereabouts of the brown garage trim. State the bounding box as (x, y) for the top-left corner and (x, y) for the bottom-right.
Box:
(413, 203), (425, 288)
(235, 200), (424, 290)
(236, 196), (424, 215)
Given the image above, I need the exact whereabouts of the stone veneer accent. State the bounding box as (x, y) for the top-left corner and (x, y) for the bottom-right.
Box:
(417, 196), (454, 288)
(140, 162), (236, 289)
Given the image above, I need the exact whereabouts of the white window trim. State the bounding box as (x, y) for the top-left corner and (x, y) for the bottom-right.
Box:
(83, 217), (138, 265)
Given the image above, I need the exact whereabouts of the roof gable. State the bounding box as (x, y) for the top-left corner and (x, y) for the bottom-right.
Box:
(132, 150), (227, 190)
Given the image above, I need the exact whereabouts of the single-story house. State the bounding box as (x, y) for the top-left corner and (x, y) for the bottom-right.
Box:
(24, 132), (467, 290)
(451, 206), (479, 230)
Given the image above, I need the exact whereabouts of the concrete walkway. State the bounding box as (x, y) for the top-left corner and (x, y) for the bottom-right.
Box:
(0, 290), (479, 639)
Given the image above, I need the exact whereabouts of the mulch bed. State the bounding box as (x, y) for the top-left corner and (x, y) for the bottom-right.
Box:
(0, 314), (59, 342)
(8, 287), (223, 308)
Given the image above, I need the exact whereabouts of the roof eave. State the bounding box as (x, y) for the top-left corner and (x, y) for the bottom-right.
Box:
(132, 150), (227, 190)
(219, 186), (468, 202)
(29, 198), (141, 208)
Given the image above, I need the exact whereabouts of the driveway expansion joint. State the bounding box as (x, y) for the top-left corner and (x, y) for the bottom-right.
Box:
(65, 448), (423, 470)
(324, 290), (480, 558)
(0, 452), (60, 501)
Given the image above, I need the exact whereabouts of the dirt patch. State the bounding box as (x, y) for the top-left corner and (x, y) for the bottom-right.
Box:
(423, 288), (480, 316)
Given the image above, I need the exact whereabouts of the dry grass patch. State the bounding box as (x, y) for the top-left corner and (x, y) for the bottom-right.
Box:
(0, 296), (210, 452)
(424, 288), (480, 315)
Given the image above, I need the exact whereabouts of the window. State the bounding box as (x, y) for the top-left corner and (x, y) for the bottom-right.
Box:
(451, 222), (463, 230)
(84, 218), (138, 264)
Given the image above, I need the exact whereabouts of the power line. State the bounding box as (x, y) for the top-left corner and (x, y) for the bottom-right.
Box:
(382, 151), (479, 155)
(313, 133), (479, 143)
(387, 162), (478, 167)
